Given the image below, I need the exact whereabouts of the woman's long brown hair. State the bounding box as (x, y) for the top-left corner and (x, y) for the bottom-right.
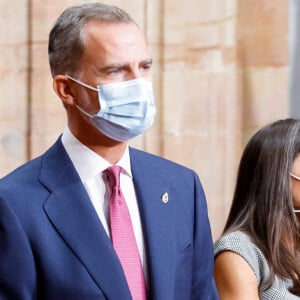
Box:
(224, 118), (300, 295)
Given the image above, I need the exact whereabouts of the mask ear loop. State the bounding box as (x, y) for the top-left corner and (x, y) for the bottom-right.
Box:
(290, 174), (300, 213)
(65, 75), (98, 92)
(65, 75), (100, 117)
(75, 105), (95, 118)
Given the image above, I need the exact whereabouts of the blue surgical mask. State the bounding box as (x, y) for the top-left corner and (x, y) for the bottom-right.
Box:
(67, 76), (156, 141)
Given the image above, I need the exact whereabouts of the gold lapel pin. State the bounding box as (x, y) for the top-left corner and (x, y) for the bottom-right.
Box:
(162, 192), (169, 204)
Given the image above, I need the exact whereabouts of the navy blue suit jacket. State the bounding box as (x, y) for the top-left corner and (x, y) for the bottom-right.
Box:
(0, 137), (218, 299)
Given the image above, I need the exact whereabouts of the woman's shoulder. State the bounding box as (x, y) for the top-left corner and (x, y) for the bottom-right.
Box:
(214, 231), (261, 257)
(214, 231), (257, 251)
(214, 230), (269, 284)
(214, 231), (299, 299)
(215, 230), (262, 252)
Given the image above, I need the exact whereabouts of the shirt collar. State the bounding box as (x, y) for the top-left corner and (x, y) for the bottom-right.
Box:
(61, 127), (132, 183)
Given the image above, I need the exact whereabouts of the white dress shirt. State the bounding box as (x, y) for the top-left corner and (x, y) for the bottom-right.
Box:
(61, 127), (147, 274)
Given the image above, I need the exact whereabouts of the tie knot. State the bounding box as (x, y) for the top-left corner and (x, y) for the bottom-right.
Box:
(104, 165), (122, 189)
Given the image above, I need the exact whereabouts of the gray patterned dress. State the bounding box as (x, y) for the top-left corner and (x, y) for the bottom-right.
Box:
(214, 231), (300, 299)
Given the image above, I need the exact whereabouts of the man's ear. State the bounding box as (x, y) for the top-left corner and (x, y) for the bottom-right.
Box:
(53, 75), (76, 106)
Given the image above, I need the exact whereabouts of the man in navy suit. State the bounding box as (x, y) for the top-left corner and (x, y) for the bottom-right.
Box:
(0, 3), (218, 299)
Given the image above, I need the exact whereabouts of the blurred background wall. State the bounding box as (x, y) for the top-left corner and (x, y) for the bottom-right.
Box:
(0, 0), (289, 239)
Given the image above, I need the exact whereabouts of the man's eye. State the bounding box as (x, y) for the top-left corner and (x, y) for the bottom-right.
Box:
(108, 69), (121, 74)
(141, 64), (151, 72)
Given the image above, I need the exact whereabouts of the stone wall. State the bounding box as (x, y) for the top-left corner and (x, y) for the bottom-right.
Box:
(0, 0), (288, 239)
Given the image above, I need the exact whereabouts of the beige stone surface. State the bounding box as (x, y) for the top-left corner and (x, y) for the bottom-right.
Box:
(242, 67), (289, 143)
(237, 0), (288, 67)
(237, 0), (289, 147)
(0, 0), (289, 239)
(0, 1), (29, 176)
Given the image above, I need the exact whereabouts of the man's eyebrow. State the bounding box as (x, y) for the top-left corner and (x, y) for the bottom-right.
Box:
(140, 58), (153, 65)
(97, 63), (128, 73)
(98, 58), (153, 71)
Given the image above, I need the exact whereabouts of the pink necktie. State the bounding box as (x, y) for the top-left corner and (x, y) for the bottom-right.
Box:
(104, 166), (147, 300)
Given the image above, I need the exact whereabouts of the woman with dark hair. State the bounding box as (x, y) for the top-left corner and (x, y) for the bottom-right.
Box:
(214, 118), (300, 299)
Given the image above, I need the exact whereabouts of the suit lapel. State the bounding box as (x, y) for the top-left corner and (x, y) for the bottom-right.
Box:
(130, 148), (177, 299)
(40, 138), (131, 299)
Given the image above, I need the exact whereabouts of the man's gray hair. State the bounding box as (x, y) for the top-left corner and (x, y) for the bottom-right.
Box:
(48, 3), (136, 77)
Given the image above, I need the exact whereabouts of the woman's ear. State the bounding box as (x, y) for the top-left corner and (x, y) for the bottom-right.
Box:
(53, 75), (76, 106)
